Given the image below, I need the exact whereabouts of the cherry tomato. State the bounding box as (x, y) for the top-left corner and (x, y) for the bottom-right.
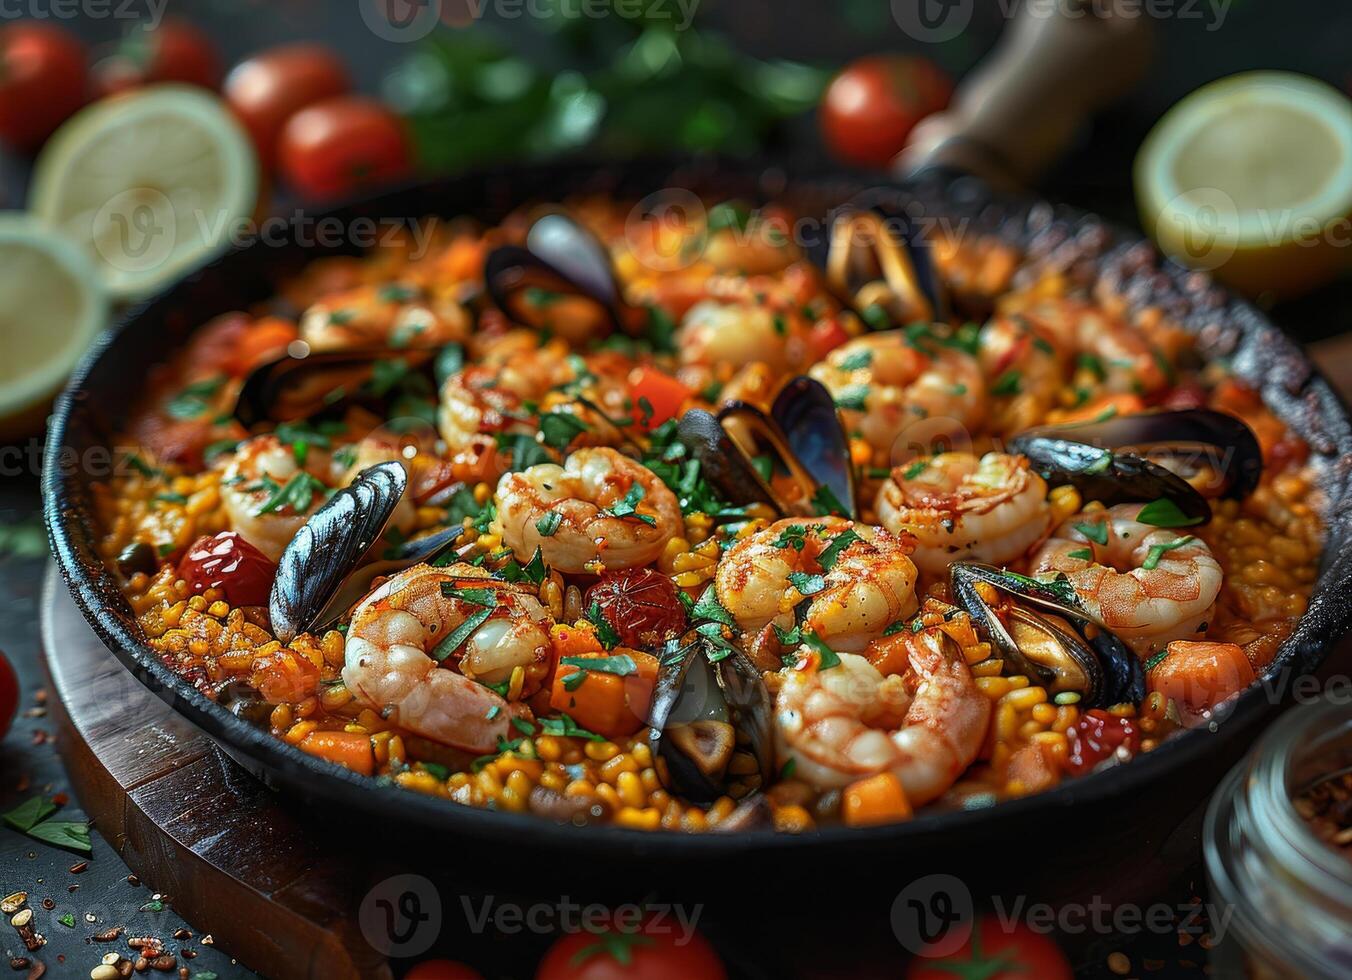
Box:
(1063, 708), (1140, 777)
(278, 96), (411, 202)
(584, 570), (687, 649)
(224, 44), (350, 171)
(820, 55), (953, 168)
(0, 651), (20, 740)
(91, 18), (221, 96)
(404, 961), (483, 980)
(906, 916), (1072, 980)
(0, 22), (87, 153)
(537, 917), (726, 980)
(178, 531), (276, 607)
(808, 317), (851, 359)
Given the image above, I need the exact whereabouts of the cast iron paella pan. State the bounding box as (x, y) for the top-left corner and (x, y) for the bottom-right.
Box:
(40, 158), (1352, 908)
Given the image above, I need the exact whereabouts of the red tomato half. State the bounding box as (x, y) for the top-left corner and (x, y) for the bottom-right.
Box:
(224, 44), (350, 170)
(821, 55), (953, 168)
(0, 651), (19, 740)
(537, 918), (726, 980)
(0, 22), (87, 152)
(906, 916), (1072, 980)
(92, 18), (221, 96)
(278, 96), (412, 202)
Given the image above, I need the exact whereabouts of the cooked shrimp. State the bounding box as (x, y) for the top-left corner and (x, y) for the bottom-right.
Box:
(775, 631), (990, 803)
(715, 517), (918, 653)
(1031, 503), (1223, 655)
(300, 280), (471, 351)
(674, 263), (830, 372)
(494, 448), (682, 573)
(875, 452), (1052, 577)
(220, 434), (334, 561)
(980, 299), (1171, 434)
(809, 330), (987, 463)
(342, 563), (551, 753)
(436, 330), (574, 453)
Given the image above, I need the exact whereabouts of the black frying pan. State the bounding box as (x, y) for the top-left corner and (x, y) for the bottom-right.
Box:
(37, 4), (1352, 938)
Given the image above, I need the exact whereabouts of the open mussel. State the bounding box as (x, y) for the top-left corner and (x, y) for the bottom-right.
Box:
(646, 633), (773, 807)
(676, 375), (856, 518)
(1012, 409), (1262, 500)
(824, 205), (950, 328)
(270, 461), (463, 643)
(950, 561), (1146, 708)
(484, 210), (647, 338)
(234, 346), (437, 427)
(1010, 409), (1264, 525)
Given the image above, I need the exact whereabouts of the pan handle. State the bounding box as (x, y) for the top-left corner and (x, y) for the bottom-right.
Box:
(896, 0), (1154, 189)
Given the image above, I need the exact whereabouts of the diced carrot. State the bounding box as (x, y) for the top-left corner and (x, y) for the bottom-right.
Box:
(1148, 640), (1255, 716)
(299, 730), (375, 776)
(842, 772), (912, 826)
(1049, 393), (1145, 425)
(549, 648), (659, 740)
(628, 366), (692, 431)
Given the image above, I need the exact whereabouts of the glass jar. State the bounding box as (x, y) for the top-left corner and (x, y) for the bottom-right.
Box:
(1204, 698), (1352, 978)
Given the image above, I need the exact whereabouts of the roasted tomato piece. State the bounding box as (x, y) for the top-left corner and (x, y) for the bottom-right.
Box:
(1063, 708), (1140, 777)
(178, 531), (276, 607)
(584, 569), (687, 649)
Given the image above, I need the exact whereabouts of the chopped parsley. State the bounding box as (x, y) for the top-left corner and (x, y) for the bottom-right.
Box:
(165, 376), (225, 420)
(811, 483), (849, 517)
(1136, 498), (1205, 528)
(535, 511), (563, 536)
(770, 523), (810, 551)
(859, 303), (890, 331)
(500, 546), (549, 586)
(1073, 520), (1109, 546)
(788, 571), (826, 596)
(834, 384), (870, 412)
(431, 603), (495, 661)
(839, 349), (873, 371)
(991, 370), (1022, 397)
(585, 601), (623, 650)
(691, 585), (735, 627)
(377, 283), (419, 303)
(1142, 535), (1195, 571)
(902, 459), (928, 480)
(1066, 547), (1093, 561)
(495, 433), (553, 472)
(256, 471), (328, 516)
(538, 713), (605, 741)
(802, 632), (841, 670)
(816, 528), (860, 571)
(602, 483), (656, 526)
(539, 411), (590, 451)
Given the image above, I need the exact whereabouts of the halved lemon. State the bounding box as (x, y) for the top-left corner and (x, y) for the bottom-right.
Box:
(0, 215), (108, 437)
(1136, 72), (1352, 299)
(29, 84), (258, 301)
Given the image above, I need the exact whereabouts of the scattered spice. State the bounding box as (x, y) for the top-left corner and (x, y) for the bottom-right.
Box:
(92, 927), (123, 942)
(1107, 951), (1131, 975)
(1294, 769), (1352, 858)
(68, 863), (87, 875)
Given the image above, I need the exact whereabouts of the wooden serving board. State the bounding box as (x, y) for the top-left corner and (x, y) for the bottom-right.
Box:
(39, 565), (391, 980)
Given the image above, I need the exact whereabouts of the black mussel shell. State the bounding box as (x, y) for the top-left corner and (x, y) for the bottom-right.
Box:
(647, 635), (773, 805)
(676, 409), (780, 513)
(950, 561), (1144, 708)
(824, 206), (950, 328)
(678, 375), (857, 518)
(1010, 430), (1211, 524)
(234, 347), (434, 428)
(484, 211), (645, 335)
(270, 461), (408, 643)
(1012, 409), (1262, 502)
(771, 375), (856, 518)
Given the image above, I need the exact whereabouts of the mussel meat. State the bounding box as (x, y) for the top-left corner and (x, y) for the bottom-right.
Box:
(676, 375), (856, 518)
(950, 561), (1146, 708)
(484, 210), (647, 337)
(234, 346), (437, 427)
(647, 634), (773, 805)
(824, 205), (949, 328)
(270, 461), (463, 643)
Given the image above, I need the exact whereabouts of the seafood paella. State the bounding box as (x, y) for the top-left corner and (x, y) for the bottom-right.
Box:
(92, 197), (1322, 832)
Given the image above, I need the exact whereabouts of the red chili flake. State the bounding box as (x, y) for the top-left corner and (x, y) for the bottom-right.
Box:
(1063, 708), (1140, 777)
(584, 569), (688, 648)
(51, 793), (67, 807)
(68, 862), (87, 874)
